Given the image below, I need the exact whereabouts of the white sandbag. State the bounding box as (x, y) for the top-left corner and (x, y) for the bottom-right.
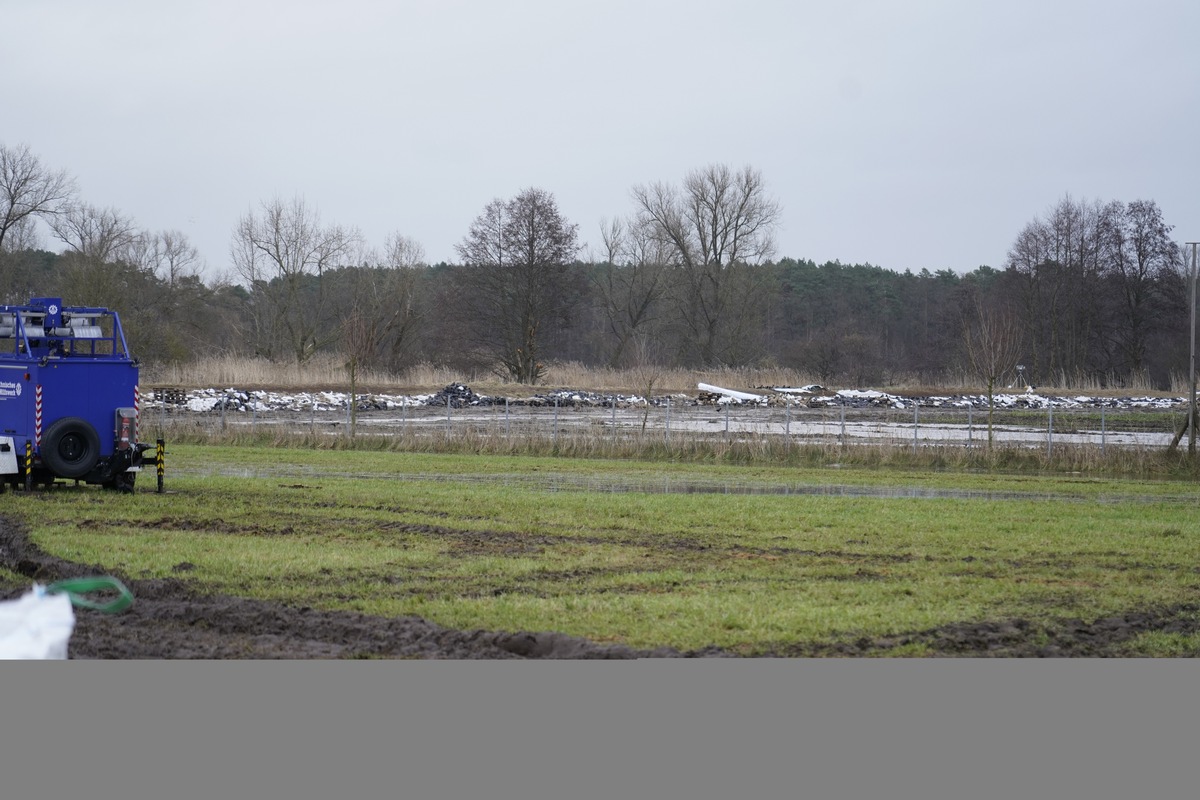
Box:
(0, 584), (76, 660)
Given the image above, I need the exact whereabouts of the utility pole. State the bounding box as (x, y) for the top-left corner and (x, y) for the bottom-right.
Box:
(1190, 243), (1199, 456)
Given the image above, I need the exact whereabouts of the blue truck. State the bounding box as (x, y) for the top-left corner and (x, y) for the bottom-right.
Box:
(0, 297), (149, 492)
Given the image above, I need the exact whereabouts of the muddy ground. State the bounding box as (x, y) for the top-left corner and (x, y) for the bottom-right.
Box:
(3, 515), (1198, 658)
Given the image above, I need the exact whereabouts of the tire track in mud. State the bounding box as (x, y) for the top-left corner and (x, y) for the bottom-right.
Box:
(0, 515), (719, 659)
(764, 604), (1200, 658)
(5, 514), (1199, 658)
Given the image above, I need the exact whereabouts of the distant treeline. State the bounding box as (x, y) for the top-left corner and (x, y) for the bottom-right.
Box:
(2, 143), (1186, 389)
(0, 244), (1187, 390)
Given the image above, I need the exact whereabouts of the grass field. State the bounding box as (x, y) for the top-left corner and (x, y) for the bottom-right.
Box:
(4, 444), (1200, 656)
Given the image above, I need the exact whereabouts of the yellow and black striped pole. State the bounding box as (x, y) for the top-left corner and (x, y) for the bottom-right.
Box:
(24, 439), (32, 492)
(156, 438), (165, 493)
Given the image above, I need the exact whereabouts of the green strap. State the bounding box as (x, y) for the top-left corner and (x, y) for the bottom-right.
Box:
(46, 576), (134, 614)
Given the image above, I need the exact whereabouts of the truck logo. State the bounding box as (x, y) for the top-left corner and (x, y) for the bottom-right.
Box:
(48, 305), (59, 314)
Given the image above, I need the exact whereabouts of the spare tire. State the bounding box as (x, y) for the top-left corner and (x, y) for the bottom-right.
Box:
(41, 416), (101, 479)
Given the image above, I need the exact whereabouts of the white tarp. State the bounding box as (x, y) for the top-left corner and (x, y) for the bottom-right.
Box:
(697, 383), (765, 402)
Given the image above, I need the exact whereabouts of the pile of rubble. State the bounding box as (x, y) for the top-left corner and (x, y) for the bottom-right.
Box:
(421, 384), (662, 409)
(154, 384), (665, 413)
(802, 390), (1185, 411)
(150, 383), (1192, 414)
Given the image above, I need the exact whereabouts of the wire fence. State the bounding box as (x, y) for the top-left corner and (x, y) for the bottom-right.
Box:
(141, 394), (1189, 454)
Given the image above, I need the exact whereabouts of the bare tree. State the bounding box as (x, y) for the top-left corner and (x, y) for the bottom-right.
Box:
(0, 215), (50, 303)
(1007, 195), (1184, 386)
(0, 143), (76, 254)
(962, 295), (1025, 449)
(155, 230), (204, 288)
(335, 233), (427, 370)
(48, 202), (138, 264)
(1006, 195), (1110, 382)
(456, 188), (581, 384)
(117, 229), (215, 361)
(378, 232), (426, 367)
(0, 214), (41, 254)
(591, 215), (669, 367)
(1103, 199), (1180, 376)
(341, 304), (376, 438)
(231, 196), (360, 363)
(119, 229), (202, 289)
(46, 203), (143, 307)
(631, 164), (781, 366)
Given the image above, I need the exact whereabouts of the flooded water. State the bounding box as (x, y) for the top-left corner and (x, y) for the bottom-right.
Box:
(177, 464), (1196, 504)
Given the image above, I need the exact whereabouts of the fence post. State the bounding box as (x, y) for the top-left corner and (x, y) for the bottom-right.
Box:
(913, 404), (919, 452)
(156, 438), (165, 494)
(611, 395), (616, 443)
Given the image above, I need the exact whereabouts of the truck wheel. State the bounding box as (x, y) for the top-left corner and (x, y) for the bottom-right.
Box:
(104, 471), (136, 494)
(41, 417), (101, 479)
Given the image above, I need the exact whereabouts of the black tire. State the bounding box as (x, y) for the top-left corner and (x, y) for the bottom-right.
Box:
(41, 417), (101, 479)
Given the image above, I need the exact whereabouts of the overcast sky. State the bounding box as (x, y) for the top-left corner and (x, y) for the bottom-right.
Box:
(5, 0), (1199, 281)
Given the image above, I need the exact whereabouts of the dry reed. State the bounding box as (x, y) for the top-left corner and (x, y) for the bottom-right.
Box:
(141, 355), (1183, 398)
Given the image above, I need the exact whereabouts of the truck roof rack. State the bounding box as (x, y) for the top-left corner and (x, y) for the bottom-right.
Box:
(0, 298), (131, 362)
